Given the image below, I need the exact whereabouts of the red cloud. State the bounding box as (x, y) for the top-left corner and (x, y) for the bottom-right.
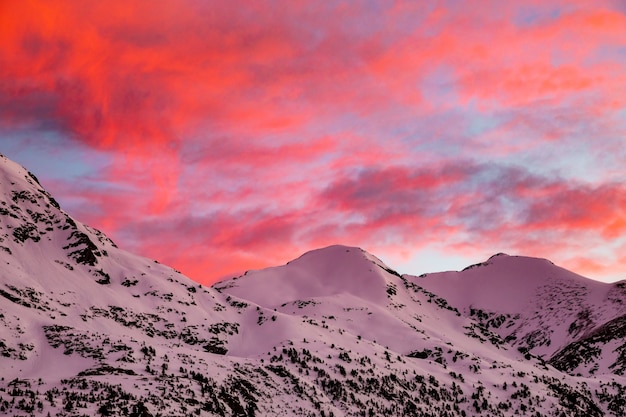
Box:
(95, 160), (624, 284)
(2, 1), (625, 282)
(317, 163), (626, 280)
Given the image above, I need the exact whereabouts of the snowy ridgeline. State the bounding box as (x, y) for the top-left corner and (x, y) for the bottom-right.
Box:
(1, 153), (626, 417)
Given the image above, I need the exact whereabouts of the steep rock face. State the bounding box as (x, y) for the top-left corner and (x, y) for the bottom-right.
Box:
(549, 311), (626, 376)
(1, 153), (626, 417)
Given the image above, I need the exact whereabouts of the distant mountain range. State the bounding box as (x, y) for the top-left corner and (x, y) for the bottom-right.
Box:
(1, 153), (625, 417)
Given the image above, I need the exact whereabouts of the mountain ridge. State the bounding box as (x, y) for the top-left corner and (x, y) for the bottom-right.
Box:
(1, 153), (626, 417)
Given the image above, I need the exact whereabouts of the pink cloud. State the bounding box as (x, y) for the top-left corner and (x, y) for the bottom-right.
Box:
(2, 1), (625, 282)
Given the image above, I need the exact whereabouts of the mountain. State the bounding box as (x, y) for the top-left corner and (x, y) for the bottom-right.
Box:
(413, 254), (626, 376)
(1, 153), (626, 417)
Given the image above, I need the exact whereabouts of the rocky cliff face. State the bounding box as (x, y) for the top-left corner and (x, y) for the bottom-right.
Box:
(1, 153), (625, 417)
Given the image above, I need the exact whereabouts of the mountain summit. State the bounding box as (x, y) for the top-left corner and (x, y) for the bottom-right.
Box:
(1, 154), (625, 417)
(415, 254), (626, 374)
(215, 244), (403, 306)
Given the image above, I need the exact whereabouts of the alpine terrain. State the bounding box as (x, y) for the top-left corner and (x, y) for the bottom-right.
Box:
(1, 153), (626, 417)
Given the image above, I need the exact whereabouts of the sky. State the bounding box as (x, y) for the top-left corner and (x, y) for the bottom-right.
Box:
(1, 0), (625, 284)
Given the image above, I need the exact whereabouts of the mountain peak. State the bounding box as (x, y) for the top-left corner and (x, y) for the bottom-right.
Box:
(0, 154), (192, 300)
(417, 253), (598, 311)
(0, 154), (62, 210)
(214, 244), (402, 307)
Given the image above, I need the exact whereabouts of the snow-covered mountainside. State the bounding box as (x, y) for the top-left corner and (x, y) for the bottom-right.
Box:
(413, 254), (626, 376)
(1, 153), (626, 417)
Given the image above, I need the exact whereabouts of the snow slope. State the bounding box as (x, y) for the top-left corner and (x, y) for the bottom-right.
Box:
(412, 253), (626, 375)
(1, 153), (626, 417)
(216, 245), (397, 306)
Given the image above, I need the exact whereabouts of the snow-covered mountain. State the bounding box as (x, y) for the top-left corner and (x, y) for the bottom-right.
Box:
(1, 153), (625, 417)
(414, 254), (626, 376)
